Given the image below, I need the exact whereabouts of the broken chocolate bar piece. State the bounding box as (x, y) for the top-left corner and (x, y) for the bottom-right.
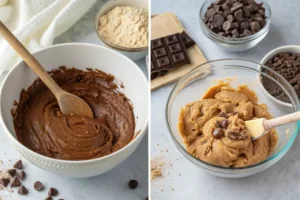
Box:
(151, 33), (190, 76)
(180, 32), (196, 48)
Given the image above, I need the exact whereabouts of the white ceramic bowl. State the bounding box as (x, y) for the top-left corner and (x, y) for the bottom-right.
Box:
(258, 45), (300, 110)
(95, 0), (149, 61)
(0, 43), (149, 178)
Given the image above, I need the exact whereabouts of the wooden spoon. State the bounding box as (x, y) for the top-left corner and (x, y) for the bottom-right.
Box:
(0, 21), (93, 118)
(245, 112), (300, 140)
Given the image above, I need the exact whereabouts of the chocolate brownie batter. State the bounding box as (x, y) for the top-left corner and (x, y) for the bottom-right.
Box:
(178, 82), (277, 167)
(12, 67), (135, 160)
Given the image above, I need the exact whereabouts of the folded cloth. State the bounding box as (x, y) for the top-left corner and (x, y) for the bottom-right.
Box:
(0, 0), (96, 76)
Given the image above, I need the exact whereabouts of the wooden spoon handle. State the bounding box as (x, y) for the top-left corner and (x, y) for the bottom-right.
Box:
(0, 21), (63, 94)
(264, 111), (300, 130)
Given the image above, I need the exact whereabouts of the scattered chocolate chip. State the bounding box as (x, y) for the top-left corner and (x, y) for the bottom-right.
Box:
(11, 177), (21, 187)
(48, 187), (59, 196)
(34, 181), (44, 191)
(7, 169), (16, 177)
(128, 180), (138, 189)
(213, 128), (225, 139)
(219, 112), (228, 118)
(45, 197), (53, 200)
(0, 178), (10, 187)
(18, 171), (26, 180)
(222, 119), (229, 129)
(13, 160), (23, 169)
(18, 185), (28, 195)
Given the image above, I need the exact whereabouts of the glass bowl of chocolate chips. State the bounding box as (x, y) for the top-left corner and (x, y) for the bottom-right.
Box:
(199, 0), (271, 52)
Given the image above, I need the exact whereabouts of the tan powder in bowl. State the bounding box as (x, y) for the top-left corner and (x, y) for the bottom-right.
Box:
(98, 6), (148, 48)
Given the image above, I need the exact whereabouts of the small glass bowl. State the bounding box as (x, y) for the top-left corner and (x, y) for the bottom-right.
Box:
(199, 0), (272, 52)
(94, 0), (149, 61)
(166, 59), (299, 178)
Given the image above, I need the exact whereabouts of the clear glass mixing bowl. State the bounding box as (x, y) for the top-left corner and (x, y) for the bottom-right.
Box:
(166, 59), (300, 178)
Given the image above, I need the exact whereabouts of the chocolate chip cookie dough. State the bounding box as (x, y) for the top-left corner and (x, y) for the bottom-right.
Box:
(178, 82), (277, 167)
(12, 67), (135, 160)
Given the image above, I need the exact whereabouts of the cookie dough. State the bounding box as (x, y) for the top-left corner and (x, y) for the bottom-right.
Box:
(178, 82), (278, 167)
(13, 67), (135, 160)
(98, 6), (148, 48)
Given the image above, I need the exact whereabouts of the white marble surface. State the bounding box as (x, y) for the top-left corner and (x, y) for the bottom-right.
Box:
(0, 1), (148, 200)
(151, 0), (300, 200)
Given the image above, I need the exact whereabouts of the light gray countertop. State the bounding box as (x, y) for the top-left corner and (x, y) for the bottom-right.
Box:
(151, 0), (300, 200)
(0, 1), (148, 200)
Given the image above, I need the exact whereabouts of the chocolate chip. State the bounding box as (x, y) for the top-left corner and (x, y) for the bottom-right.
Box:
(7, 169), (16, 177)
(231, 22), (239, 29)
(18, 185), (28, 195)
(128, 180), (138, 189)
(0, 178), (10, 187)
(232, 29), (240, 38)
(234, 9), (244, 21)
(11, 177), (21, 187)
(48, 187), (59, 196)
(227, 14), (234, 23)
(18, 171), (26, 180)
(222, 2), (230, 11)
(250, 21), (261, 32)
(233, 111), (239, 115)
(206, 8), (217, 19)
(219, 112), (228, 118)
(243, 6), (251, 17)
(222, 21), (232, 31)
(218, 32), (226, 37)
(258, 9), (265, 16)
(213, 128), (224, 139)
(222, 120), (229, 129)
(250, 3), (259, 12)
(34, 181), (44, 191)
(240, 22), (249, 31)
(231, 2), (243, 12)
(228, 130), (248, 140)
(213, 14), (225, 27)
(45, 197), (53, 200)
(243, 29), (252, 36)
(13, 160), (23, 169)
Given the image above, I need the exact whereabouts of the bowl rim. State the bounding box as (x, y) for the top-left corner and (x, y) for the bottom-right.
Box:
(166, 58), (300, 170)
(0, 43), (149, 164)
(199, 0), (272, 43)
(94, 0), (149, 52)
(258, 45), (300, 107)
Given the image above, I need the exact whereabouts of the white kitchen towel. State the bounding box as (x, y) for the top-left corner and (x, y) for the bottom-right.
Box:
(0, 0), (96, 76)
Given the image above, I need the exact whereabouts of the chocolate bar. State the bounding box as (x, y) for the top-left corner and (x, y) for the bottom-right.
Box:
(151, 33), (190, 73)
(151, 32), (196, 80)
(180, 32), (196, 49)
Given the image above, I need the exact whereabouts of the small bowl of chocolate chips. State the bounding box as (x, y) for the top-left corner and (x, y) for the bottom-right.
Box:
(200, 0), (271, 52)
(259, 45), (300, 110)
